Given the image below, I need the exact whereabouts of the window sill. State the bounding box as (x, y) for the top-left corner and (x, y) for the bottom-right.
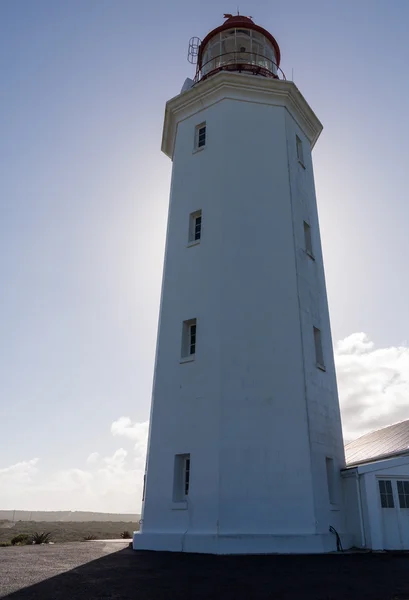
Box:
(171, 501), (188, 510)
(187, 240), (200, 248)
(316, 362), (326, 372)
(180, 356), (195, 364)
(193, 146), (205, 155)
(330, 504), (340, 511)
(306, 250), (315, 261)
(298, 159), (306, 169)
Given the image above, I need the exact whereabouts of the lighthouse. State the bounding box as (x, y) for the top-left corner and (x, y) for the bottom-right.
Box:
(134, 14), (349, 554)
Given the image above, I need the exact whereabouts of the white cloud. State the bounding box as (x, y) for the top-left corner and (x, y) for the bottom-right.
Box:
(2, 340), (407, 512)
(41, 468), (93, 493)
(0, 418), (149, 513)
(110, 417), (149, 468)
(0, 458), (39, 485)
(86, 452), (100, 464)
(336, 333), (409, 442)
(111, 417), (149, 442)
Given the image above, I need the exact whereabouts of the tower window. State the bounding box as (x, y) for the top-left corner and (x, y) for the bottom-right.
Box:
(183, 456), (190, 496)
(173, 453), (191, 502)
(379, 480), (394, 508)
(188, 210), (202, 244)
(195, 123), (206, 150)
(326, 457), (336, 504)
(142, 473), (146, 502)
(313, 327), (325, 370)
(296, 135), (305, 167)
(189, 323), (196, 355)
(304, 221), (314, 258)
(181, 319), (197, 360)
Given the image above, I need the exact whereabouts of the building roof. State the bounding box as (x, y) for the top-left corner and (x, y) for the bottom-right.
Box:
(345, 420), (409, 466)
(198, 15), (281, 68)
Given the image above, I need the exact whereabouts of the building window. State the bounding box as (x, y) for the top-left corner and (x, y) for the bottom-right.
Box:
(397, 480), (409, 508)
(142, 472), (146, 501)
(379, 480), (394, 508)
(296, 135), (305, 167)
(304, 221), (314, 258)
(326, 457), (336, 504)
(313, 327), (325, 370)
(181, 319), (197, 359)
(189, 323), (196, 355)
(173, 453), (191, 501)
(188, 210), (202, 243)
(183, 456), (191, 496)
(195, 123), (206, 150)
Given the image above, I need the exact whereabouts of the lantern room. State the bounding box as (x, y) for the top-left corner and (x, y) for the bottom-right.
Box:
(194, 14), (283, 82)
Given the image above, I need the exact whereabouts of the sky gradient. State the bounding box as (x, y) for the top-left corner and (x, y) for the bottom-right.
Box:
(1, 0), (408, 512)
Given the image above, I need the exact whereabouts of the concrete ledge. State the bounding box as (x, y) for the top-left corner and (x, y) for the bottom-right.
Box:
(133, 531), (351, 554)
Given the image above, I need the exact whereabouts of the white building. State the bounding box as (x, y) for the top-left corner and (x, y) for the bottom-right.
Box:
(343, 420), (409, 551)
(133, 15), (409, 554)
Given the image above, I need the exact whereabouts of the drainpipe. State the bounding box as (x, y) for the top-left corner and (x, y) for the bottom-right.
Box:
(355, 471), (366, 548)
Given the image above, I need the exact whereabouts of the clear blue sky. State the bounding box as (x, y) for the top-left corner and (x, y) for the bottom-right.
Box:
(1, 0), (408, 512)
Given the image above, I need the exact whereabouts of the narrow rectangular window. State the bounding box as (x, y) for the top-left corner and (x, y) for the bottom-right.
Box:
(379, 480), (394, 508)
(183, 456), (190, 496)
(188, 210), (202, 243)
(181, 318), (197, 359)
(326, 457), (336, 504)
(173, 453), (191, 501)
(195, 123), (206, 150)
(314, 327), (325, 369)
(304, 221), (314, 258)
(296, 135), (304, 166)
(142, 472), (146, 501)
(397, 480), (409, 508)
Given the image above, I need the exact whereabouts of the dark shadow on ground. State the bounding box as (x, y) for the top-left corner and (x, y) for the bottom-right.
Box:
(2, 543), (409, 600)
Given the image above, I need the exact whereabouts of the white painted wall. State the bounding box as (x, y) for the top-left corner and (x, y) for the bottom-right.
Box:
(342, 471), (365, 548)
(135, 73), (349, 553)
(343, 456), (409, 550)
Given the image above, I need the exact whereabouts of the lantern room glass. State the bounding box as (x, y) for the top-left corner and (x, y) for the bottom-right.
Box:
(201, 28), (278, 78)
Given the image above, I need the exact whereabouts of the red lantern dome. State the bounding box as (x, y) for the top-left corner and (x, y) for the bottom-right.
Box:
(194, 14), (283, 82)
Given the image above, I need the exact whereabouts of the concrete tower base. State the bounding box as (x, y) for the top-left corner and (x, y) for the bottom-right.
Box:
(133, 531), (352, 554)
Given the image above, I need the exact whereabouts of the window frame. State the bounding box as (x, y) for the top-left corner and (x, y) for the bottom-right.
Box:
(188, 210), (202, 245)
(296, 134), (305, 168)
(181, 318), (197, 362)
(172, 453), (191, 507)
(189, 323), (196, 356)
(397, 480), (409, 508)
(326, 457), (337, 505)
(303, 220), (314, 259)
(378, 479), (395, 508)
(142, 472), (146, 502)
(183, 456), (190, 496)
(313, 326), (325, 371)
(194, 122), (206, 152)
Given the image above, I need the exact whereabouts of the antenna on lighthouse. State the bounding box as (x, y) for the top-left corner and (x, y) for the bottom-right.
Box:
(187, 36), (201, 64)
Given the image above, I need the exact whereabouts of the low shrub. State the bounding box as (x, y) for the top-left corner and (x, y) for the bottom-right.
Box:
(83, 534), (97, 541)
(32, 532), (52, 545)
(11, 534), (31, 546)
(0, 541), (11, 547)
(120, 531), (132, 539)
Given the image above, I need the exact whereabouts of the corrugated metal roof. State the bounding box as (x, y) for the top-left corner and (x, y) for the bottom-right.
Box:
(345, 420), (409, 466)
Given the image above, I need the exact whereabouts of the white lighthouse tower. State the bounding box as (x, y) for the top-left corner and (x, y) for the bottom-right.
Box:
(134, 14), (349, 554)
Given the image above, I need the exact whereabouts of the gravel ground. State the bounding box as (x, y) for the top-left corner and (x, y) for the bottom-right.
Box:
(2, 541), (409, 599)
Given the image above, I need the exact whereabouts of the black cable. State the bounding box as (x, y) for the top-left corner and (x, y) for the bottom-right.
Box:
(329, 525), (344, 552)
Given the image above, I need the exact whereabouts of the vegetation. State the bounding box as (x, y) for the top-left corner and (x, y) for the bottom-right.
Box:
(32, 532), (52, 544)
(0, 521), (139, 544)
(120, 531), (132, 539)
(11, 534), (31, 546)
(83, 534), (98, 541)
